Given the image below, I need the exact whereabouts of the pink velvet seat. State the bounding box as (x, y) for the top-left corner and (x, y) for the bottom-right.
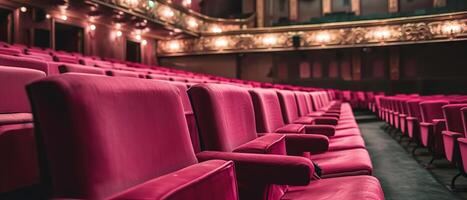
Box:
(58, 63), (106, 75)
(107, 69), (140, 78)
(277, 90), (360, 138)
(0, 66), (45, 193)
(189, 84), (373, 178)
(0, 54), (51, 74)
(442, 104), (467, 164)
(27, 74), (239, 199)
(419, 100), (448, 159)
(250, 88), (365, 151)
(53, 54), (80, 64)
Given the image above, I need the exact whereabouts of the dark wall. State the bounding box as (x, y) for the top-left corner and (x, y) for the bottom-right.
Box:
(200, 0), (243, 18)
(160, 41), (467, 95)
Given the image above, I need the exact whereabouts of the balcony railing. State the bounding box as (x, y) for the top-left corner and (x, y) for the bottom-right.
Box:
(93, 0), (255, 35)
(157, 11), (467, 56)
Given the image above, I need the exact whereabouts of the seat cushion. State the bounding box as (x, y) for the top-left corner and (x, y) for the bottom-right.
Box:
(328, 135), (366, 151)
(333, 128), (361, 138)
(309, 148), (373, 178)
(282, 175), (384, 200)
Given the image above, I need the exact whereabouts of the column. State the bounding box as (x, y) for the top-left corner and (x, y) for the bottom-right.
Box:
(352, 49), (361, 81)
(388, 0), (398, 13)
(256, 0), (265, 27)
(322, 0), (331, 15)
(351, 0), (360, 15)
(389, 47), (400, 80)
(289, 0), (298, 21)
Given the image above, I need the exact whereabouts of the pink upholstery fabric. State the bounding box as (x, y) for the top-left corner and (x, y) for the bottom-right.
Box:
(0, 123), (38, 193)
(0, 47), (22, 56)
(0, 67), (44, 192)
(189, 84), (374, 178)
(28, 74), (239, 199)
(107, 70), (140, 78)
(234, 134), (286, 155)
(277, 90), (301, 124)
(419, 101), (448, 151)
(283, 175), (384, 200)
(110, 160), (238, 200)
(309, 148), (373, 178)
(0, 54), (50, 74)
(189, 84), (258, 152)
(53, 54), (79, 64)
(0, 66), (46, 113)
(442, 104), (467, 162)
(58, 64), (106, 75)
(249, 88), (288, 133)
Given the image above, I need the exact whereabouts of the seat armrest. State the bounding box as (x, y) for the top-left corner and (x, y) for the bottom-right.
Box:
(274, 124), (305, 133)
(284, 134), (329, 154)
(442, 131), (463, 138)
(420, 122), (433, 127)
(110, 160), (238, 200)
(196, 151), (313, 186)
(433, 119), (446, 132)
(312, 117), (338, 126)
(304, 125), (336, 137)
(233, 134), (286, 155)
(458, 138), (467, 145)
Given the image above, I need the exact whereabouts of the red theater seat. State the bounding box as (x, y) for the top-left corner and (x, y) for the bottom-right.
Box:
(58, 64), (106, 75)
(106, 69), (140, 78)
(419, 100), (448, 159)
(27, 74), (239, 199)
(0, 54), (51, 74)
(0, 66), (45, 193)
(189, 84), (373, 178)
(442, 104), (467, 165)
(250, 88), (365, 151)
(189, 84), (382, 200)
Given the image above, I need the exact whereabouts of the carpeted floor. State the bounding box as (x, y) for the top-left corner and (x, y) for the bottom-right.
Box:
(357, 113), (465, 200)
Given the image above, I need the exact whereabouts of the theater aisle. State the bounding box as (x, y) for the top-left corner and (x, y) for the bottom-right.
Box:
(358, 114), (462, 200)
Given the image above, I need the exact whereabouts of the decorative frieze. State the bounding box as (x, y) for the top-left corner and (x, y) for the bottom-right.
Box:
(158, 13), (467, 56)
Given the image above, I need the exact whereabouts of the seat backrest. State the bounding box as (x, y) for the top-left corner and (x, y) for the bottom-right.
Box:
(28, 74), (197, 199)
(443, 104), (467, 137)
(462, 107), (467, 138)
(407, 99), (422, 118)
(107, 70), (140, 78)
(419, 100), (449, 123)
(53, 54), (79, 64)
(294, 91), (310, 116)
(276, 90), (300, 124)
(0, 54), (49, 74)
(249, 88), (286, 133)
(147, 74), (171, 81)
(0, 66), (46, 114)
(0, 47), (22, 56)
(58, 64), (106, 75)
(188, 84), (258, 152)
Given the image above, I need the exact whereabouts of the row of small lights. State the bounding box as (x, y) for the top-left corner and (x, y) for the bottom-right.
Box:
(19, 6), (149, 46)
(166, 22), (463, 52)
(131, 0), (224, 34)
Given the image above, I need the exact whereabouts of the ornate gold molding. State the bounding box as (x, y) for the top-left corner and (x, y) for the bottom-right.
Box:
(157, 12), (467, 56)
(92, 0), (255, 34)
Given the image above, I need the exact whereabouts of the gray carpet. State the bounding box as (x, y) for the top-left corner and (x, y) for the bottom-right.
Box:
(359, 120), (463, 200)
